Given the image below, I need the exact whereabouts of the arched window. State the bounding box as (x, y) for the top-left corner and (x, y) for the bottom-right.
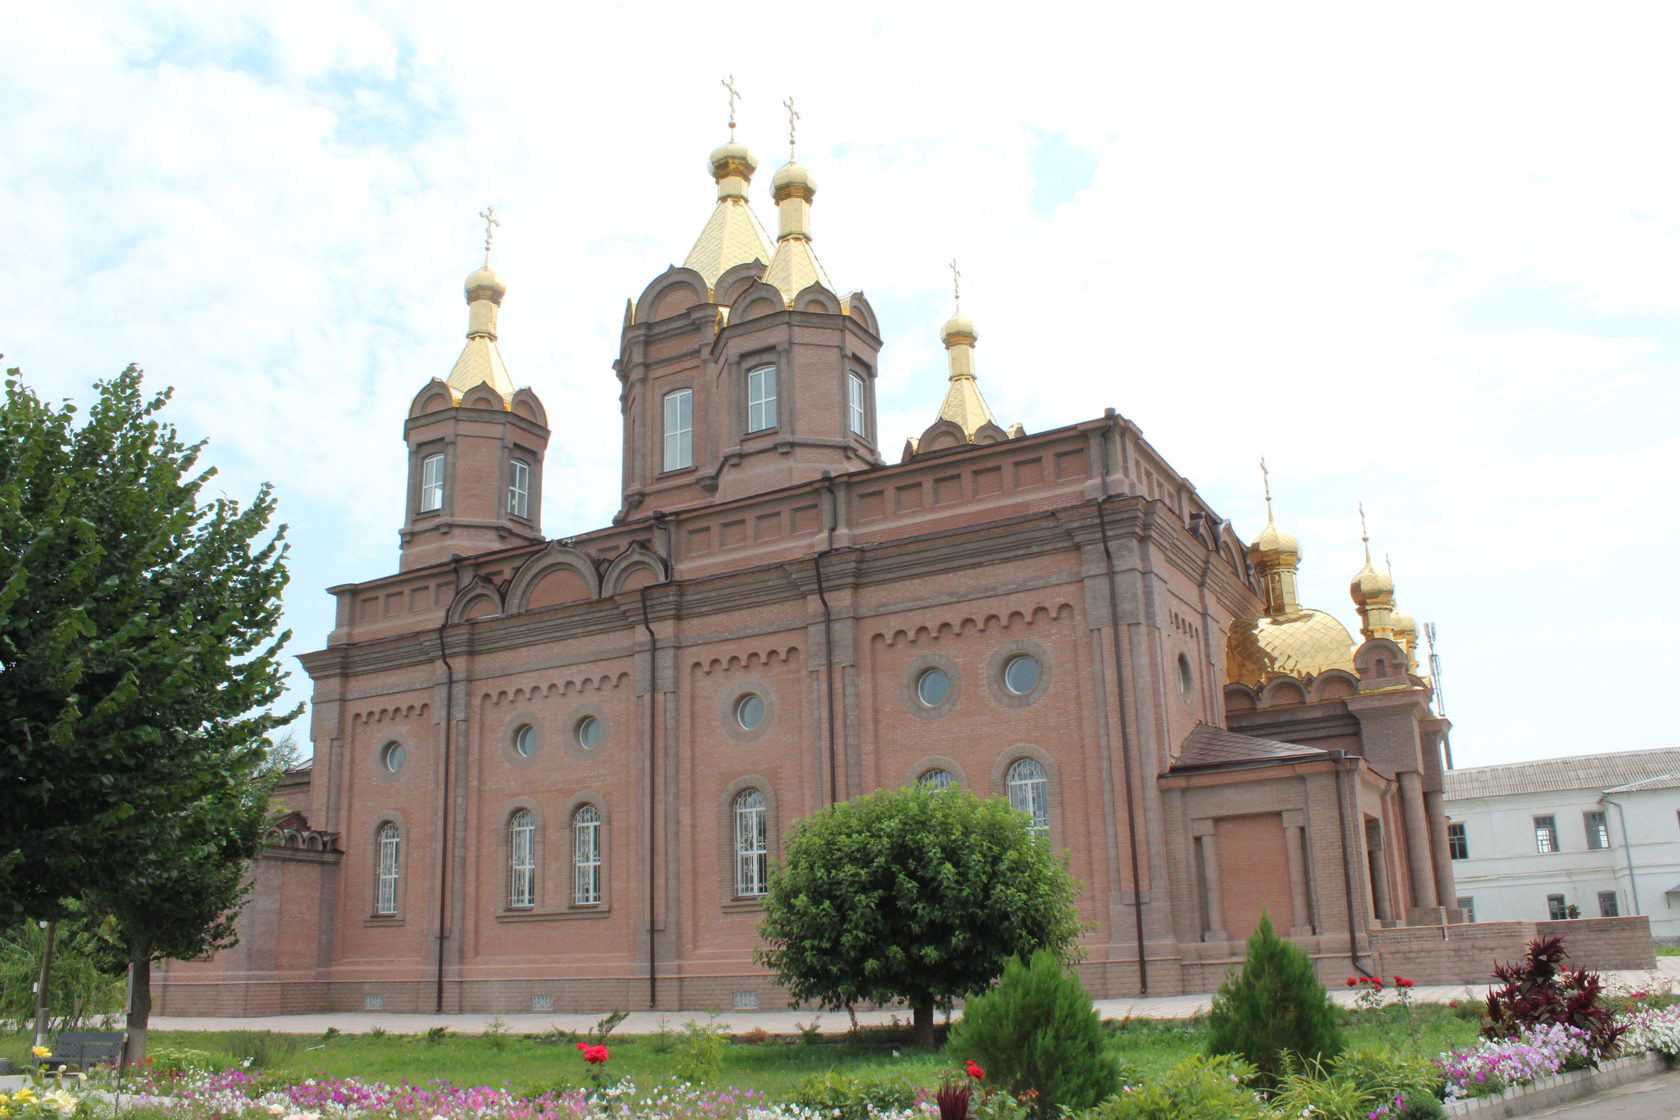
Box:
(733, 788), (768, 896)
(920, 768), (955, 790)
(1006, 758), (1050, 839)
(573, 804), (602, 905)
(375, 822), (401, 914)
(508, 809), (536, 909)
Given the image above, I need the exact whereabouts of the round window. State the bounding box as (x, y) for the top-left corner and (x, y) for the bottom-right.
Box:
(576, 715), (602, 749)
(1002, 654), (1041, 695)
(735, 693), (765, 731)
(381, 741), (405, 773)
(513, 724), (536, 757)
(1177, 653), (1195, 703)
(915, 668), (950, 707)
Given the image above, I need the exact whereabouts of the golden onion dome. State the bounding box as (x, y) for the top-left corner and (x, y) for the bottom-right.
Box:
(1392, 610), (1418, 645)
(1349, 562), (1394, 608)
(709, 142), (758, 182)
(772, 160), (816, 200)
(465, 265), (506, 303)
(940, 313), (977, 347)
(1226, 609), (1358, 688)
(1250, 520), (1300, 566)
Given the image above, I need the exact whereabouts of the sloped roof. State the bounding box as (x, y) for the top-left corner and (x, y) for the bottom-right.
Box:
(1171, 722), (1330, 772)
(1444, 747), (1680, 800)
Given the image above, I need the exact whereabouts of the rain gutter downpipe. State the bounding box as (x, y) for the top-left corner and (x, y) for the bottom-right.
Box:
(816, 474), (839, 805)
(1602, 795), (1641, 916)
(1333, 749), (1377, 978)
(433, 558), (461, 1014)
(641, 513), (665, 1008)
(1096, 421), (1149, 995)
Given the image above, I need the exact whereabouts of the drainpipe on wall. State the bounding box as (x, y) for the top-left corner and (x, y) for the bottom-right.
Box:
(433, 560), (460, 1015)
(1333, 750), (1377, 978)
(1096, 421), (1149, 996)
(1602, 795), (1640, 916)
(640, 514), (666, 1010)
(815, 474), (839, 805)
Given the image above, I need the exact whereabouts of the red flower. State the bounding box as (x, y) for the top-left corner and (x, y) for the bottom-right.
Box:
(1347, 977), (1358, 986)
(965, 1059), (985, 1080)
(1395, 977), (1415, 988)
(577, 1043), (609, 1065)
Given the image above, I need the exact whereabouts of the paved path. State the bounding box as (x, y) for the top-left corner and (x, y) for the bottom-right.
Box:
(1519, 1069), (1680, 1118)
(146, 962), (1680, 1036)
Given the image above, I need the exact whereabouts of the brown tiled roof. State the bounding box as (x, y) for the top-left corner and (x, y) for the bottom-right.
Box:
(1444, 747), (1680, 800)
(1170, 722), (1329, 772)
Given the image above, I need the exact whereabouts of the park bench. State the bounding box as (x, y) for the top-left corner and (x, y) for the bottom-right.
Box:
(41, 1030), (126, 1072)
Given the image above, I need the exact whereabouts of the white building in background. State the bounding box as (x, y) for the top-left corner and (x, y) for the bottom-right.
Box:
(1444, 747), (1680, 942)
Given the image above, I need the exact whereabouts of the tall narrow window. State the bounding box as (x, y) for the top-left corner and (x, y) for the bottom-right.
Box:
(1534, 815), (1559, 854)
(375, 822), (400, 915)
(573, 804), (601, 905)
(1546, 893), (1568, 920)
(1447, 822), (1469, 860)
(1457, 896), (1476, 923)
(420, 454), (445, 512)
(1584, 810), (1609, 851)
(508, 458), (531, 518)
(663, 389), (693, 471)
(1007, 758), (1050, 840)
(733, 789), (767, 896)
(847, 372), (867, 436)
(746, 366), (777, 432)
(1597, 890), (1619, 917)
(509, 809), (536, 908)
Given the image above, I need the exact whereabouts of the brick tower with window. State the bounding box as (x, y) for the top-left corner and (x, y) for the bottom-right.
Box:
(399, 251), (549, 571)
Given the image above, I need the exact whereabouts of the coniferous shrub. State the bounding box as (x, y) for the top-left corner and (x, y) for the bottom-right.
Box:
(1085, 1054), (1272, 1120)
(1204, 912), (1343, 1086)
(1483, 935), (1625, 1059)
(948, 949), (1120, 1118)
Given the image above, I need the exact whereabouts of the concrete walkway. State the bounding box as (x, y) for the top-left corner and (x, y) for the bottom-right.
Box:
(145, 961), (1680, 1036)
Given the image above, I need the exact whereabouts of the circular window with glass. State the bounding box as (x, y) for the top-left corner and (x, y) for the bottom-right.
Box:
(576, 715), (602, 750)
(513, 724), (536, 757)
(735, 693), (765, 731)
(915, 668), (950, 708)
(381, 741), (405, 773)
(1002, 654), (1041, 696)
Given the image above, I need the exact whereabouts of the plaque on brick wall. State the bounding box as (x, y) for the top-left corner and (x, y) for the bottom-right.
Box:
(732, 991), (758, 1010)
(531, 994), (554, 1011)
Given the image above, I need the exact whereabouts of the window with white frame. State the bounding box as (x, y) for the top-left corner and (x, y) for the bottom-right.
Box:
(733, 788), (768, 896)
(1584, 810), (1609, 851)
(573, 804), (602, 905)
(1447, 822), (1469, 860)
(420, 454), (445, 512)
(1534, 815), (1560, 854)
(1006, 758), (1050, 840)
(507, 458), (531, 518)
(508, 809), (536, 908)
(663, 389), (693, 471)
(746, 366), (777, 432)
(375, 822), (401, 915)
(847, 372), (867, 436)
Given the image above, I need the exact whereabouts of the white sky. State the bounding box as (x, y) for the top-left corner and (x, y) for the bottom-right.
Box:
(3, 2), (1676, 769)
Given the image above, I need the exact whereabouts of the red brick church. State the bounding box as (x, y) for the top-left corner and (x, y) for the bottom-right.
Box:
(157, 127), (1613, 1016)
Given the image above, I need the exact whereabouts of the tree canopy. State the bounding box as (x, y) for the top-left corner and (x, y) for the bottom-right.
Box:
(0, 365), (293, 1053)
(755, 783), (1082, 1048)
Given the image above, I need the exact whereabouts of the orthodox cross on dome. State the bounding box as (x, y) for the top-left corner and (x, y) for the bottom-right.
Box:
(783, 96), (800, 160)
(1259, 456), (1273, 521)
(1358, 502), (1372, 564)
(949, 258), (962, 311)
(722, 75), (740, 140)
(479, 205), (500, 266)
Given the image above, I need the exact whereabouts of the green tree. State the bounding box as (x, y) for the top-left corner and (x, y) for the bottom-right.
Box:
(949, 948), (1121, 1118)
(755, 784), (1082, 1049)
(1204, 913), (1343, 1086)
(0, 365), (293, 1054)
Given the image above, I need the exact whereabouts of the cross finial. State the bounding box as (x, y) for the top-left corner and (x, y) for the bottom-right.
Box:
(1358, 502), (1372, 564)
(722, 75), (740, 140)
(1259, 457), (1273, 522)
(949, 259), (962, 310)
(479, 206), (500, 266)
(783, 96), (800, 160)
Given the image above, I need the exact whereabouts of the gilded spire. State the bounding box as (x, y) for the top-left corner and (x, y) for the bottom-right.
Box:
(683, 79), (775, 290)
(1249, 457), (1302, 615)
(933, 261), (997, 438)
(763, 96), (834, 304)
(447, 207), (515, 404)
(1349, 504), (1397, 640)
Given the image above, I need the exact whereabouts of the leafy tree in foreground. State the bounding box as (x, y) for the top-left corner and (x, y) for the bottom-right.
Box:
(0, 365), (292, 1055)
(949, 948), (1120, 1118)
(755, 784), (1082, 1049)
(1205, 912), (1343, 1087)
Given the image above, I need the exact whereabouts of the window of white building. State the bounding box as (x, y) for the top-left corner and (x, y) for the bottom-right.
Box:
(1584, 810), (1609, 851)
(1534, 815), (1559, 854)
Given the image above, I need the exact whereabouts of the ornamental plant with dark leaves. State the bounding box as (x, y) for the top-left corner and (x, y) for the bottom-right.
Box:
(1482, 936), (1624, 1060)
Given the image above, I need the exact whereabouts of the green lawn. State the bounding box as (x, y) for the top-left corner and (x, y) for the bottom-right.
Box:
(7, 1005), (1479, 1100)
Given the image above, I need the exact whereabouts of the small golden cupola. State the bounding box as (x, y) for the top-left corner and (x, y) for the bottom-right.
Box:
(903, 263), (1024, 459)
(445, 207), (517, 405)
(683, 79), (776, 291)
(1385, 555), (1422, 673)
(1225, 462), (1358, 687)
(762, 97), (836, 305)
(1349, 504), (1397, 641)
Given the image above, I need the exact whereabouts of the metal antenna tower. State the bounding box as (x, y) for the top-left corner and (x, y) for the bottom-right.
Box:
(1426, 621), (1454, 769)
